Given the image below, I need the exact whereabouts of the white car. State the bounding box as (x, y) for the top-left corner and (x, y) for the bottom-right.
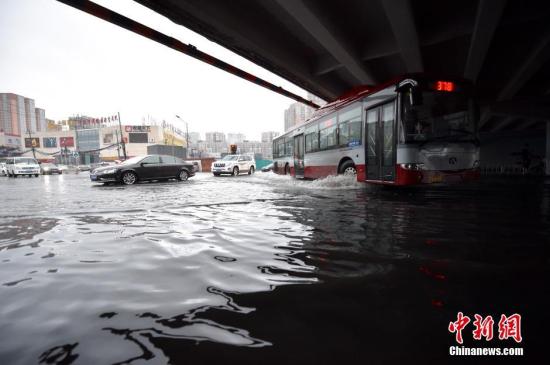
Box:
(5, 157), (41, 178)
(0, 162), (7, 176)
(212, 154), (255, 176)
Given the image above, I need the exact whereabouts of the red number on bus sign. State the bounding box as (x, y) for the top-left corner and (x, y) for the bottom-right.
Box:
(436, 81), (454, 92)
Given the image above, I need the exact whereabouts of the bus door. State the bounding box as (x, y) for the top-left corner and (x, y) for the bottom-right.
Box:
(366, 101), (396, 182)
(293, 134), (305, 178)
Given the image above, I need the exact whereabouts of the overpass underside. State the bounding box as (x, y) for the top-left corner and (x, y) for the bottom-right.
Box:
(133, 0), (550, 175)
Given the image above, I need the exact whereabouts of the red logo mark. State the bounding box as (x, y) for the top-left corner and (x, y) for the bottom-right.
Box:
(448, 312), (471, 344)
(498, 314), (522, 343)
(472, 314), (494, 341)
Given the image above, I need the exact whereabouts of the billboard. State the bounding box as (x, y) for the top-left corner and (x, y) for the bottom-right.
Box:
(125, 125), (151, 133)
(129, 133), (148, 143)
(59, 137), (74, 147)
(43, 137), (57, 148)
(24, 138), (40, 148)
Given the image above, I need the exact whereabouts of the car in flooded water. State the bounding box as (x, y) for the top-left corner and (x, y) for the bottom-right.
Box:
(212, 154), (255, 176)
(5, 157), (41, 177)
(90, 154), (195, 185)
(40, 163), (63, 175)
(0, 162), (7, 176)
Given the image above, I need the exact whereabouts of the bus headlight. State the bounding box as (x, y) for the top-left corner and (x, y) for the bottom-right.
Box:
(400, 163), (424, 171)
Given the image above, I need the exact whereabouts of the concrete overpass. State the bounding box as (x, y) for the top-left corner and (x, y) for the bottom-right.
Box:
(132, 2), (547, 123)
(132, 0), (550, 174)
(54, 0), (549, 174)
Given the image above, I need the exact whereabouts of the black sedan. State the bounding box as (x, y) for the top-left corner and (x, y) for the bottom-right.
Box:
(90, 155), (195, 185)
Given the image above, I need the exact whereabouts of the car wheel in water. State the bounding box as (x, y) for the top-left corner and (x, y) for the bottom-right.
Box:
(232, 167), (239, 176)
(178, 170), (189, 181)
(340, 160), (357, 176)
(121, 171), (137, 185)
(248, 166), (255, 175)
(34, 174), (39, 177)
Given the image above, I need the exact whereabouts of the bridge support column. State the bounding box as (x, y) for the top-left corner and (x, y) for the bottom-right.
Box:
(546, 121), (550, 176)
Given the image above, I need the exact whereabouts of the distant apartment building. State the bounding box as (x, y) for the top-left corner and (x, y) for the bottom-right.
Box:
(261, 131), (280, 143)
(237, 140), (273, 159)
(0, 93), (48, 144)
(35, 108), (46, 132)
(227, 133), (246, 145)
(187, 132), (201, 144)
(0, 93), (25, 136)
(205, 132), (226, 143)
(24, 98), (36, 133)
(284, 92), (326, 131)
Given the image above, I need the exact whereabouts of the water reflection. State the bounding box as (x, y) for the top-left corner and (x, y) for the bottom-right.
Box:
(0, 174), (548, 364)
(38, 343), (79, 365)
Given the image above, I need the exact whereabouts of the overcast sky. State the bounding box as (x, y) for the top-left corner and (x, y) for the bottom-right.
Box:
(0, 0), (310, 140)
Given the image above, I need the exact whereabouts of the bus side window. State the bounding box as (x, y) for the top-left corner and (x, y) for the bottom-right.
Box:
(338, 106), (362, 147)
(319, 122), (337, 150)
(305, 122), (319, 152)
(285, 138), (293, 156)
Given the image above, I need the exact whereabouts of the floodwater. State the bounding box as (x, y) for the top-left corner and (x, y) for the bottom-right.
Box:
(0, 172), (548, 364)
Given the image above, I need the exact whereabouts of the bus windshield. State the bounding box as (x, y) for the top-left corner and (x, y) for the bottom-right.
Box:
(401, 90), (477, 144)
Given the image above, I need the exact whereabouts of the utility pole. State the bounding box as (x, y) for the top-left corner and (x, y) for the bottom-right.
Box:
(186, 122), (189, 159)
(27, 129), (37, 159)
(176, 115), (189, 159)
(117, 112), (127, 159)
(115, 129), (121, 159)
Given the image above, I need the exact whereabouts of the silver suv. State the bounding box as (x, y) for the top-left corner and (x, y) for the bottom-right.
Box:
(212, 154), (255, 176)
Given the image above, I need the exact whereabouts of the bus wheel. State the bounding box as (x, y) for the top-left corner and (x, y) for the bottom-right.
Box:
(340, 160), (357, 175)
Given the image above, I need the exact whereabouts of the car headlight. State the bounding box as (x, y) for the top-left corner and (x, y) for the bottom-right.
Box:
(400, 163), (424, 171)
(102, 168), (117, 174)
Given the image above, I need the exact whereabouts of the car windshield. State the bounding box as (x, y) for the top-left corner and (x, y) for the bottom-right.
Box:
(221, 155), (239, 161)
(120, 156), (145, 165)
(401, 90), (477, 144)
(15, 158), (38, 165)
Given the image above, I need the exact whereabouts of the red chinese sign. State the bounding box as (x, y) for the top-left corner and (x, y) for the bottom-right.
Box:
(449, 313), (522, 344)
(59, 137), (74, 147)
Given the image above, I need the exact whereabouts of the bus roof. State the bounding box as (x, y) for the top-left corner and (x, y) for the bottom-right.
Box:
(274, 73), (474, 139)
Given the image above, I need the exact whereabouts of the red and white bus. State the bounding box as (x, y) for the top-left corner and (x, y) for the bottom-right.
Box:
(272, 74), (480, 185)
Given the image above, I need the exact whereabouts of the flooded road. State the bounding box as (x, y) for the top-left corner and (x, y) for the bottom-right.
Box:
(0, 173), (548, 364)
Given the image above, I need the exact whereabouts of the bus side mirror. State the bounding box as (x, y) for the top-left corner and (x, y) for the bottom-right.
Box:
(410, 88), (423, 106)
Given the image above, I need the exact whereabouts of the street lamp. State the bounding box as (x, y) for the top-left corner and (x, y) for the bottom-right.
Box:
(175, 115), (189, 158)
